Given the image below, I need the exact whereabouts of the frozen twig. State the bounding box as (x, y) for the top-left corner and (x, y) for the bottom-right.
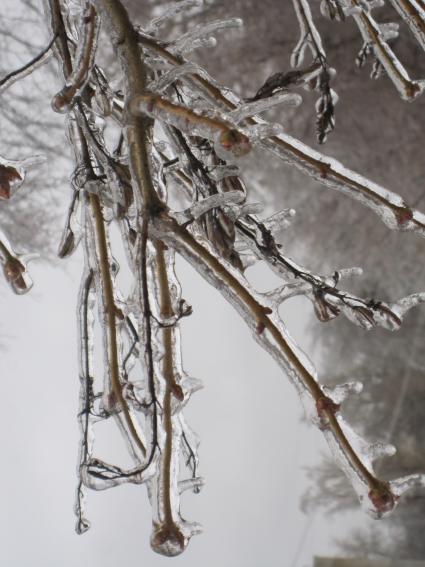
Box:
(151, 212), (410, 519)
(138, 34), (425, 236)
(0, 32), (57, 94)
(341, 0), (425, 100)
(387, 0), (425, 52)
(29, 0), (425, 557)
(52, 2), (99, 112)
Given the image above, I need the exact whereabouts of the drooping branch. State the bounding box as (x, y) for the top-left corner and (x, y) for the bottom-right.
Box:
(387, 0), (425, 52)
(0, 32), (58, 94)
(346, 0), (425, 100)
(290, 0), (337, 142)
(28, 0), (425, 557)
(52, 3), (99, 112)
(152, 212), (413, 518)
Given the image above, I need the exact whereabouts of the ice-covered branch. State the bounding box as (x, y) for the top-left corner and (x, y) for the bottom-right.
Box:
(75, 265), (95, 534)
(343, 0), (425, 100)
(138, 34), (425, 236)
(168, 17), (243, 54)
(143, 0), (204, 36)
(52, 2), (99, 112)
(152, 212), (415, 519)
(290, 0), (338, 142)
(33, 0), (425, 557)
(387, 0), (425, 52)
(129, 94), (252, 160)
(0, 32), (57, 94)
(0, 230), (33, 294)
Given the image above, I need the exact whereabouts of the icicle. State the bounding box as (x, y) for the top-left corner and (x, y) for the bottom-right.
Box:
(148, 62), (204, 93)
(174, 191), (244, 224)
(262, 282), (312, 306)
(178, 477), (205, 494)
(390, 474), (425, 500)
(238, 203), (264, 216)
(241, 123), (284, 145)
(261, 208), (296, 235)
(387, 0), (425, 52)
(180, 416), (202, 492)
(58, 190), (82, 258)
(323, 381), (363, 404)
(390, 292), (425, 319)
(75, 264), (95, 534)
(130, 94), (252, 161)
(145, 0), (205, 35)
(0, 35), (55, 95)
(379, 22), (400, 42)
(181, 376), (204, 396)
(180, 36), (217, 54)
(170, 18), (243, 54)
(346, 0), (425, 101)
(368, 442), (397, 461)
(209, 164), (240, 182)
(228, 92), (302, 124)
(320, 0), (346, 20)
(334, 266), (363, 281)
(291, 0), (326, 67)
(82, 458), (157, 490)
(239, 251), (261, 270)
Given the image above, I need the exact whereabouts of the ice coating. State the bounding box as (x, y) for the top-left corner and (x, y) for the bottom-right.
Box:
(143, 238), (203, 556)
(58, 190), (82, 258)
(387, 0), (425, 52)
(75, 261), (95, 533)
(36, 0), (425, 555)
(340, 0), (425, 100)
(170, 18), (243, 54)
(320, 0), (346, 20)
(323, 381), (364, 404)
(173, 190), (245, 224)
(261, 208), (296, 234)
(52, 3), (100, 113)
(179, 36), (218, 54)
(0, 229), (34, 294)
(148, 62), (206, 93)
(291, 0), (326, 67)
(145, 36), (425, 233)
(228, 92), (302, 124)
(0, 34), (55, 95)
(144, 0), (205, 35)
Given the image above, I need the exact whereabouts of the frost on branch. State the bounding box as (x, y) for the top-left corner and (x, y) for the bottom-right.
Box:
(2, 0), (424, 558)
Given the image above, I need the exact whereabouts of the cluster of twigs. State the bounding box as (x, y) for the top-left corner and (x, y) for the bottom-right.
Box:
(1, 0), (425, 557)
